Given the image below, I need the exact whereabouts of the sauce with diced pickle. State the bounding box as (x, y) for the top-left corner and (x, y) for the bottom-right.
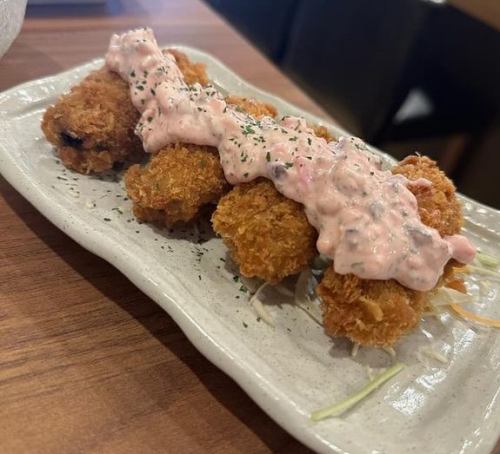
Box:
(106, 27), (475, 291)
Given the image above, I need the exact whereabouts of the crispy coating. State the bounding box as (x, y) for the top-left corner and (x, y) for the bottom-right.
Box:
(125, 144), (228, 226)
(225, 95), (277, 119)
(317, 269), (427, 347)
(317, 156), (464, 346)
(393, 155), (462, 236)
(164, 49), (209, 86)
(41, 50), (208, 174)
(41, 68), (143, 174)
(124, 95), (276, 226)
(311, 124), (335, 142)
(210, 124), (330, 282)
(212, 179), (317, 283)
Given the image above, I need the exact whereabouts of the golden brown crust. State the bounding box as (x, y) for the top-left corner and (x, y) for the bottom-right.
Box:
(165, 48), (209, 86)
(310, 124), (335, 142)
(212, 179), (317, 283)
(125, 144), (228, 226)
(41, 68), (143, 174)
(42, 50), (208, 174)
(392, 155), (463, 236)
(317, 269), (426, 347)
(225, 95), (277, 119)
(317, 156), (464, 346)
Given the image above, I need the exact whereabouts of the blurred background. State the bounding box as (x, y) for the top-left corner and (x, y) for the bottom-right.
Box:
(24, 0), (500, 208)
(204, 0), (500, 209)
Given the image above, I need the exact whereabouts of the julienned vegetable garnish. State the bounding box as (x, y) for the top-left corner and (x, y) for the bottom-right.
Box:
(310, 363), (405, 421)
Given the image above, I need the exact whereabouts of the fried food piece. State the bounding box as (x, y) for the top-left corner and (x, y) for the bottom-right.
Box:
(317, 269), (427, 347)
(393, 155), (462, 236)
(311, 124), (335, 142)
(125, 95), (276, 227)
(212, 179), (317, 283)
(225, 95), (277, 119)
(42, 50), (208, 174)
(210, 124), (332, 282)
(317, 156), (464, 346)
(165, 49), (209, 86)
(42, 68), (143, 174)
(125, 143), (228, 226)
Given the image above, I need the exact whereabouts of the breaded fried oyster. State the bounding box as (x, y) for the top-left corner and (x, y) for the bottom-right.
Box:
(212, 179), (317, 283)
(317, 156), (465, 346)
(125, 144), (228, 226)
(42, 50), (209, 174)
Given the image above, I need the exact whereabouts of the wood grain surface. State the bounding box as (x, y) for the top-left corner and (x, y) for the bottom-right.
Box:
(0, 1), (497, 453)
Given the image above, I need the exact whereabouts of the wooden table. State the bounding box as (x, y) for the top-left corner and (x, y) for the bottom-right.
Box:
(0, 1), (498, 453)
(0, 1), (323, 452)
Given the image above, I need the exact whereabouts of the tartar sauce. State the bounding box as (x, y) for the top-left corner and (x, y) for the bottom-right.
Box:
(105, 28), (475, 291)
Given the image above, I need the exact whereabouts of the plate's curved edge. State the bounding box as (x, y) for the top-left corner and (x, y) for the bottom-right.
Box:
(0, 48), (499, 454)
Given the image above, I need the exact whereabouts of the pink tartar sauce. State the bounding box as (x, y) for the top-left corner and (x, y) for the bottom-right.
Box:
(105, 28), (475, 291)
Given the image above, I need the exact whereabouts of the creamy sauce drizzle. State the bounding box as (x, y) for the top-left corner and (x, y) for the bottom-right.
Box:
(106, 28), (475, 291)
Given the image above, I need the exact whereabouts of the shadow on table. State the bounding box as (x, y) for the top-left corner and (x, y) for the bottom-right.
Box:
(0, 176), (313, 454)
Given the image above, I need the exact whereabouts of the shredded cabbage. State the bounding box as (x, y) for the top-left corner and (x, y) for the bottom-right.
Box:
(476, 252), (500, 269)
(431, 287), (473, 306)
(310, 363), (405, 421)
(294, 270), (323, 325)
(249, 282), (275, 326)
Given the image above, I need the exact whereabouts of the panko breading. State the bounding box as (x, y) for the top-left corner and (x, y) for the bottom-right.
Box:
(225, 95), (277, 119)
(317, 156), (464, 346)
(125, 144), (228, 226)
(393, 155), (462, 236)
(41, 68), (142, 174)
(210, 123), (332, 282)
(212, 179), (317, 283)
(311, 124), (335, 142)
(124, 96), (277, 226)
(164, 49), (209, 86)
(317, 269), (427, 347)
(41, 50), (208, 174)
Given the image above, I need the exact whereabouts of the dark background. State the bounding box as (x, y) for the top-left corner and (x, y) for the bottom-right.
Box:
(204, 0), (500, 209)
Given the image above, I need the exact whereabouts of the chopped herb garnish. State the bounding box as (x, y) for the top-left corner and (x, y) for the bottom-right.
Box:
(307, 137), (312, 146)
(242, 124), (255, 136)
(266, 151), (271, 162)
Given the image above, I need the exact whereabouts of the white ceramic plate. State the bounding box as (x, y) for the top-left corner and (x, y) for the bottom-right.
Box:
(0, 47), (499, 454)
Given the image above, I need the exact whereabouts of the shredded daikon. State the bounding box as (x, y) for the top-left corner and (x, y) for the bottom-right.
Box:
(351, 342), (360, 357)
(249, 282), (275, 326)
(364, 365), (375, 381)
(418, 346), (448, 364)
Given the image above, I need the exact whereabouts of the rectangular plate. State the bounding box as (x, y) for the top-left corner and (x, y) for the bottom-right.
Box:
(0, 46), (499, 454)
